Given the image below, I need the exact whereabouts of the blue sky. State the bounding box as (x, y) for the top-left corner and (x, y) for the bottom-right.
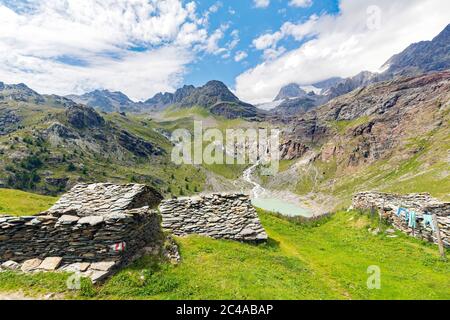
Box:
(0, 0), (448, 103)
(183, 0), (339, 87)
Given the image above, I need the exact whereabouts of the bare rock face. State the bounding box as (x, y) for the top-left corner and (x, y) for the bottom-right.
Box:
(0, 109), (21, 135)
(117, 129), (164, 157)
(279, 71), (450, 167)
(45, 122), (78, 139)
(65, 104), (105, 129)
(280, 140), (309, 160)
(46, 183), (163, 217)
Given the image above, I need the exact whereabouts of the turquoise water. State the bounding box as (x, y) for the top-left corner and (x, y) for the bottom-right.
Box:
(251, 198), (314, 217)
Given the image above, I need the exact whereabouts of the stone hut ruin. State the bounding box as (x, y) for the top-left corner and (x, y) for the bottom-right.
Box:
(352, 192), (449, 247)
(0, 183), (165, 281)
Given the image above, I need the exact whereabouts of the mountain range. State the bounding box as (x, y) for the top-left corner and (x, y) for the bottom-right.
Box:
(48, 23), (450, 119)
(270, 23), (450, 115)
(66, 80), (263, 120)
(0, 23), (448, 203)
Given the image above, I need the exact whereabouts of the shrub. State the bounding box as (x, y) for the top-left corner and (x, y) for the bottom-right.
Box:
(20, 155), (43, 170)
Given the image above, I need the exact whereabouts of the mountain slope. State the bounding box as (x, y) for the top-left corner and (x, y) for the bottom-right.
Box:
(148, 80), (263, 119)
(0, 83), (207, 196)
(382, 24), (450, 76)
(270, 71), (450, 204)
(270, 24), (450, 116)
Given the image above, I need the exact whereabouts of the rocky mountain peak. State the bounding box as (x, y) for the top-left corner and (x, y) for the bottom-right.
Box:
(173, 85), (195, 103)
(274, 83), (307, 101)
(434, 23), (450, 42)
(197, 80), (239, 102)
(381, 23), (450, 76)
(66, 89), (139, 113)
(0, 81), (43, 103)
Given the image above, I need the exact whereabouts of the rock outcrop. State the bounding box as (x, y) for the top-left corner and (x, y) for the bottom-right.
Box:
(159, 193), (268, 242)
(352, 192), (449, 247)
(65, 104), (105, 129)
(0, 109), (21, 135)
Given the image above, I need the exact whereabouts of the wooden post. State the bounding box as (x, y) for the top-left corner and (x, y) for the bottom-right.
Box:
(432, 214), (446, 261)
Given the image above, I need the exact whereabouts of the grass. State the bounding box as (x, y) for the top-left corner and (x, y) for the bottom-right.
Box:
(0, 188), (57, 216)
(1, 210), (448, 299)
(329, 116), (371, 134)
(163, 106), (211, 119)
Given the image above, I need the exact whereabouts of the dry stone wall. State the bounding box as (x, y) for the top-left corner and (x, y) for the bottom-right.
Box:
(352, 192), (449, 247)
(159, 193), (268, 242)
(0, 207), (162, 264)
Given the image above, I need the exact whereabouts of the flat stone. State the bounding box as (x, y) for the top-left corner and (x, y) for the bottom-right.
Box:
(89, 270), (110, 283)
(77, 216), (104, 226)
(38, 257), (62, 271)
(63, 262), (91, 272)
(1, 260), (21, 270)
(21, 258), (43, 272)
(103, 212), (131, 222)
(89, 261), (116, 272)
(239, 228), (256, 236)
(57, 215), (80, 224)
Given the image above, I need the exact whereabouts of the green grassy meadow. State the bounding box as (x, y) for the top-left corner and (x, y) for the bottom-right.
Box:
(1, 207), (448, 300)
(0, 188), (57, 216)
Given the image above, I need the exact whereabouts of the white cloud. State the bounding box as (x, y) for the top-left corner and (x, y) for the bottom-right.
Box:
(0, 0), (225, 100)
(236, 0), (450, 103)
(234, 51), (248, 62)
(209, 2), (222, 13)
(252, 15), (318, 51)
(253, 32), (283, 50)
(227, 30), (240, 51)
(289, 0), (313, 8)
(263, 46), (286, 60)
(254, 0), (270, 9)
(203, 24), (229, 55)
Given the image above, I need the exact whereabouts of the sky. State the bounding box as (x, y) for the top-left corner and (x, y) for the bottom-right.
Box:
(0, 0), (449, 103)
